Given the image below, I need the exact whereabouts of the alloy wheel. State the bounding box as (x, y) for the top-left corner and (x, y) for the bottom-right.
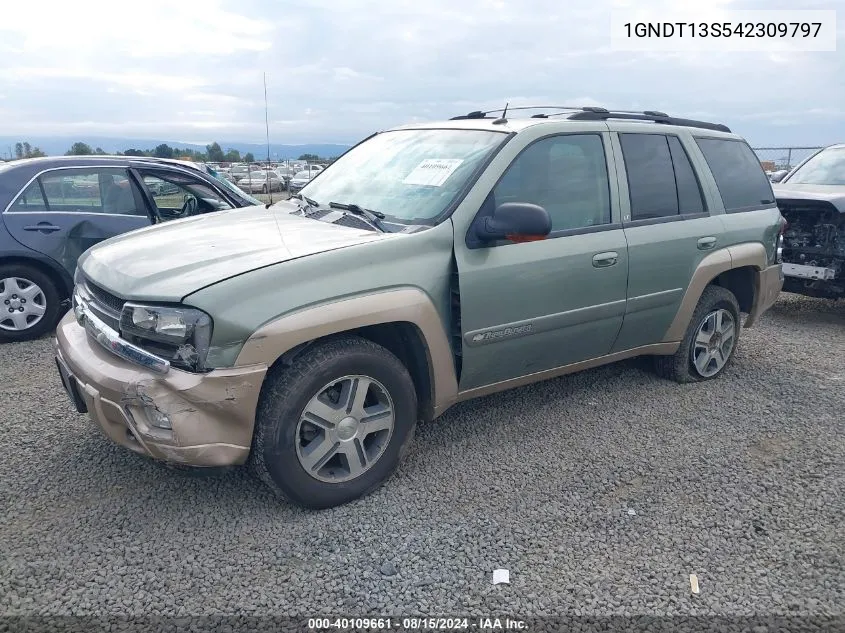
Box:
(691, 308), (736, 378)
(295, 375), (395, 483)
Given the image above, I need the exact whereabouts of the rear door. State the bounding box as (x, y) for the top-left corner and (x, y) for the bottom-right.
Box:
(692, 136), (782, 261)
(2, 167), (152, 276)
(608, 128), (726, 352)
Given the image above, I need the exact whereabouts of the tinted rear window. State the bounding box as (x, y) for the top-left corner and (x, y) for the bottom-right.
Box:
(619, 133), (679, 220)
(695, 138), (775, 212)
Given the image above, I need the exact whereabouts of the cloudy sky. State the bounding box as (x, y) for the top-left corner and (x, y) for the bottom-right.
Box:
(0, 0), (842, 147)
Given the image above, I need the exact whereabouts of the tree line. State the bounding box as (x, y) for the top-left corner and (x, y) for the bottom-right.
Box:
(11, 142), (47, 159)
(64, 141), (255, 163)
(5, 140), (335, 164)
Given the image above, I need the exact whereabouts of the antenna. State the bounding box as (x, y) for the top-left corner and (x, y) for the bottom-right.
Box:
(493, 102), (509, 125)
(264, 71), (273, 206)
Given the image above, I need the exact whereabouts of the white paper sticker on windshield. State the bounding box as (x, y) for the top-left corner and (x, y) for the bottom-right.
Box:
(402, 158), (464, 187)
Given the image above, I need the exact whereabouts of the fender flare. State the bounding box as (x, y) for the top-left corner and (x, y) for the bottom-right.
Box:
(234, 287), (460, 415)
(662, 242), (772, 342)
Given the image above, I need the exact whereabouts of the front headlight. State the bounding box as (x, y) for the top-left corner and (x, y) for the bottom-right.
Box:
(119, 303), (213, 372)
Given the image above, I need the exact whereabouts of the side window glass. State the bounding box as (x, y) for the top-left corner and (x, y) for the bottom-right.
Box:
(667, 136), (706, 214)
(8, 181), (48, 211)
(35, 168), (143, 215)
(619, 133), (679, 220)
(492, 134), (611, 232)
(695, 138), (775, 212)
(103, 172), (146, 215)
(140, 172), (232, 221)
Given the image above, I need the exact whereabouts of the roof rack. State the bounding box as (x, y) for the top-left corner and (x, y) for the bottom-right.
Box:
(566, 110), (730, 132)
(450, 105), (607, 120)
(450, 105), (731, 133)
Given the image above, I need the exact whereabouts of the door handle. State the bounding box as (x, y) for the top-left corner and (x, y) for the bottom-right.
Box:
(697, 236), (717, 250)
(592, 251), (618, 268)
(23, 223), (62, 233)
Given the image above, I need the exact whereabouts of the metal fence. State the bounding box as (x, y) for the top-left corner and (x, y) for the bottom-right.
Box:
(751, 146), (822, 172)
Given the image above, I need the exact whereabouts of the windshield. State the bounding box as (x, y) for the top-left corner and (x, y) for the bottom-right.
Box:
(300, 128), (508, 222)
(207, 167), (263, 205)
(785, 147), (845, 185)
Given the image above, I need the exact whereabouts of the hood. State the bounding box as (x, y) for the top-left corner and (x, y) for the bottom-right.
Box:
(78, 202), (394, 302)
(772, 183), (845, 212)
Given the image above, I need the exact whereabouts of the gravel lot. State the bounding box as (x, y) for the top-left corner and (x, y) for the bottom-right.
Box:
(1, 293), (843, 630)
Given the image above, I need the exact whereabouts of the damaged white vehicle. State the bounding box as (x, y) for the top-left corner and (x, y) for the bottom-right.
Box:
(772, 143), (845, 300)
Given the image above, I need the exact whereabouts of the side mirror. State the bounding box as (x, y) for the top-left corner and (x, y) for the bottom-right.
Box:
(474, 202), (552, 243)
(770, 169), (788, 183)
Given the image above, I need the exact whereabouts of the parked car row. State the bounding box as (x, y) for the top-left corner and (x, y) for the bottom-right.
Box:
(212, 161), (326, 192)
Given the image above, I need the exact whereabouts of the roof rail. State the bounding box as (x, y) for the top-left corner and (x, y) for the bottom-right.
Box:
(450, 105), (607, 120)
(566, 110), (731, 133)
(450, 106), (730, 132)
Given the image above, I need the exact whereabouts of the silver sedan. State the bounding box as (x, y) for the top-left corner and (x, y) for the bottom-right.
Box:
(236, 171), (285, 193)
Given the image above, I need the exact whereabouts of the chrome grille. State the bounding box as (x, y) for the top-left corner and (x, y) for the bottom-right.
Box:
(86, 281), (125, 313)
(79, 278), (124, 332)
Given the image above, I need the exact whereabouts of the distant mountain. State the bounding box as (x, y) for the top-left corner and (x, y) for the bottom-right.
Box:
(0, 136), (353, 160)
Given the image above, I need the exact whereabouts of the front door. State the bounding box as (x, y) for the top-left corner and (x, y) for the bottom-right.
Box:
(2, 167), (152, 277)
(454, 132), (630, 391)
(133, 168), (234, 221)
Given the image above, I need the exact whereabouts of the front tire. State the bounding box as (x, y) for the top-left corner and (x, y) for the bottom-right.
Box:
(249, 336), (418, 509)
(654, 285), (741, 383)
(0, 264), (63, 343)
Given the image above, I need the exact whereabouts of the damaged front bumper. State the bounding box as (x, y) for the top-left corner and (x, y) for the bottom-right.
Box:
(54, 311), (268, 467)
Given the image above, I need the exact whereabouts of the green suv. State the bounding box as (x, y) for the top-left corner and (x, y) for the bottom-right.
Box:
(54, 107), (785, 509)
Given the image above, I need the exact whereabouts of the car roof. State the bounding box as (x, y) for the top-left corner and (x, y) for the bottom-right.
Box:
(0, 155), (207, 170)
(387, 106), (739, 137)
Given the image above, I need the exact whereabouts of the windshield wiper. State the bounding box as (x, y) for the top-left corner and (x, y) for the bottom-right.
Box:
(328, 201), (388, 232)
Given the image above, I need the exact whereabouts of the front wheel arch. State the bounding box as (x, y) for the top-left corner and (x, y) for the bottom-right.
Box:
(265, 322), (436, 423)
(232, 288), (460, 418)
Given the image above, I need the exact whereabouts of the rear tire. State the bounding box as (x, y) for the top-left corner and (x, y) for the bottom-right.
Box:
(249, 336), (418, 509)
(0, 264), (64, 343)
(653, 285), (741, 383)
